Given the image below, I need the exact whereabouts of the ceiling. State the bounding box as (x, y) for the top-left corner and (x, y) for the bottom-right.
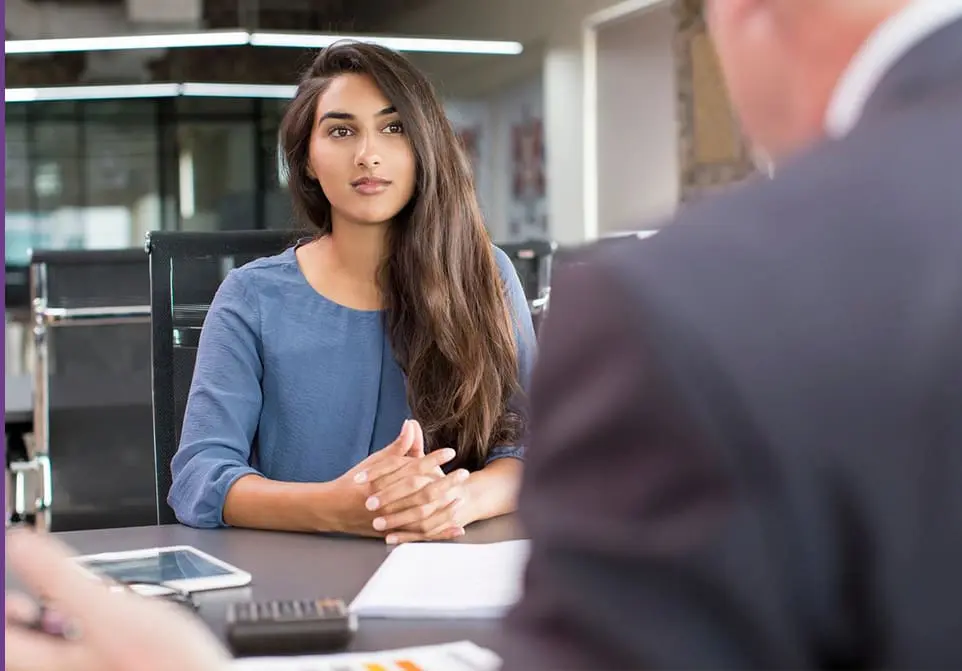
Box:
(205, 0), (436, 31)
(26, 0), (435, 32)
(6, 0), (538, 99)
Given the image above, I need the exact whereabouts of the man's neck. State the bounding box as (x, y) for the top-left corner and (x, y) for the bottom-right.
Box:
(787, 4), (905, 151)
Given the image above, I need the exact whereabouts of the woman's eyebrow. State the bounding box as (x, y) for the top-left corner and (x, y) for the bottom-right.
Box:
(318, 106), (397, 123)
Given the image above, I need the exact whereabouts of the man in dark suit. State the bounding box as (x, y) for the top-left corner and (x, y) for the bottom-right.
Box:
(501, 0), (962, 668)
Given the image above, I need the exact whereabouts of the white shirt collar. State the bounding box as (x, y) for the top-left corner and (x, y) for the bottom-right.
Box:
(825, 0), (962, 138)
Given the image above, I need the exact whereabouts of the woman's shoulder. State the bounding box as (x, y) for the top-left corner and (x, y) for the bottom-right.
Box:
(216, 245), (302, 302)
(490, 243), (521, 282)
(215, 245), (383, 337)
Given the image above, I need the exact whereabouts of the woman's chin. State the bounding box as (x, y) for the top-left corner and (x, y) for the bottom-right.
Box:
(339, 209), (402, 227)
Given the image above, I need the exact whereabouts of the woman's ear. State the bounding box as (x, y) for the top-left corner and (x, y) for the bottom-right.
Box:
(306, 163), (317, 180)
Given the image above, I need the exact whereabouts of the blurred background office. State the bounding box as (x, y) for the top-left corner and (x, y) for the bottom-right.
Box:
(5, 0), (754, 525)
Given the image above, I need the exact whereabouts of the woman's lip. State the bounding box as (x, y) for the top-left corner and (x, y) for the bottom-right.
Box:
(353, 181), (391, 195)
(351, 177), (392, 187)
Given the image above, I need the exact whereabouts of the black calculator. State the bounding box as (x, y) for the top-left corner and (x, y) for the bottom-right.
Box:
(226, 598), (358, 657)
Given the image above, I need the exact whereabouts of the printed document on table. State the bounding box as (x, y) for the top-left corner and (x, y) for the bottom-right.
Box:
(229, 640), (502, 671)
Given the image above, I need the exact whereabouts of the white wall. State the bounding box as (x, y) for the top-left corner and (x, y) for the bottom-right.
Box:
(543, 36), (585, 244)
(595, 3), (678, 234)
(445, 99), (497, 233)
(446, 76), (545, 243)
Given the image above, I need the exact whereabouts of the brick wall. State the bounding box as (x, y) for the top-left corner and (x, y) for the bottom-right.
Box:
(673, 0), (756, 200)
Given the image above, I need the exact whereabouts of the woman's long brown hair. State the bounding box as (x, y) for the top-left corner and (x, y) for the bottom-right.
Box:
(279, 41), (524, 470)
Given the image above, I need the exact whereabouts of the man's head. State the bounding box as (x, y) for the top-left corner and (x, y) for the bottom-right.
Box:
(706, 0), (912, 162)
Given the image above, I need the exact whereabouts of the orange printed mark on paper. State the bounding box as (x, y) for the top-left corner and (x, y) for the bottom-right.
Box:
(395, 661), (424, 671)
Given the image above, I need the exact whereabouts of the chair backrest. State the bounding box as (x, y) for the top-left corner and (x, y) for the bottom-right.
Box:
(497, 240), (556, 332)
(28, 248), (154, 531)
(538, 233), (661, 328)
(147, 230), (300, 524)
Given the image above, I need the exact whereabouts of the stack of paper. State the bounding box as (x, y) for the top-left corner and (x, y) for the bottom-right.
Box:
(349, 540), (531, 619)
(230, 641), (501, 671)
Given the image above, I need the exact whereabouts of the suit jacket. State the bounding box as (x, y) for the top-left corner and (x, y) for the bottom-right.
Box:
(501, 18), (962, 670)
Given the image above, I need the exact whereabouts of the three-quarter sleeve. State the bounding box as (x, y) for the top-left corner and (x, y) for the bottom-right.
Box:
(168, 269), (264, 528)
(486, 246), (538, 464)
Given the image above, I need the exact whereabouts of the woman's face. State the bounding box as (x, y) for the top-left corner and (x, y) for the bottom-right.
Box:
(308, 73), (417, 227)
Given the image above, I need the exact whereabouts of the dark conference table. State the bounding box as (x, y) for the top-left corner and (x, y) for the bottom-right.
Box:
(50, 514), (526, 655)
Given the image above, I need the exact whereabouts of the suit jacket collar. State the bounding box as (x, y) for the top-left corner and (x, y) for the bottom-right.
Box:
(858, 15), (962, 128)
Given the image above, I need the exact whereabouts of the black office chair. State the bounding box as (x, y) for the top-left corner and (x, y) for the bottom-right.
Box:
(14, 248), (155, 531)
(497, 240), (556, 332)
(146, 230), (300, 525)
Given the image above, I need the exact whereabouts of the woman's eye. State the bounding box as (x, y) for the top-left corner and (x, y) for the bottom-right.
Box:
(384, 121), (404, 134)
(329, 127), (352, 138)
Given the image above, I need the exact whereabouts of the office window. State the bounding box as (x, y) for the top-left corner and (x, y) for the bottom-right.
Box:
(31, 109), (85, 255)
(4, 96), (292, 269)
(259, 100), (295, 230)
(177, 120), (258, 232)
(6, 112), (32, 266)
(83, 101), (162, 250)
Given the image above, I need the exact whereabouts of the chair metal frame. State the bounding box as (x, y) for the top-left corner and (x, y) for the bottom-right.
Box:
(497, 239), (557, 319)
(12, 248), (151, 530)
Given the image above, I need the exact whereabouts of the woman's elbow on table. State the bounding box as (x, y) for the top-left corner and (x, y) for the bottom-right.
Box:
(169, 449), (258, 528)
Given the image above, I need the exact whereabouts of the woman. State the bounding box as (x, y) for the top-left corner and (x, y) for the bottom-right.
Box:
(168, 41), (536, 544)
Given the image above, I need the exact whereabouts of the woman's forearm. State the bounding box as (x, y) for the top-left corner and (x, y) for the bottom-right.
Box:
(463, 457), (523, 522)
(222, 474), (346, 533)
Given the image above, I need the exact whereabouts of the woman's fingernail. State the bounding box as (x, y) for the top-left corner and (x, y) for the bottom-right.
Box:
(386, 535), (398, 545)
(442, 448), (456, 460)
(373, 517), (387, 531)
(365, 496), (380, 511)
(354, 471), (368, 484)
(457, 469), (470, 481)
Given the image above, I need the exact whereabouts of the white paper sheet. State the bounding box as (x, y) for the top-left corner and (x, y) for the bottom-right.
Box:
(348, 540), (531, 619)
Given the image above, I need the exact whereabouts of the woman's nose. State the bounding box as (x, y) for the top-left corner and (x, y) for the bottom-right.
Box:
(355, 137), (382, 169)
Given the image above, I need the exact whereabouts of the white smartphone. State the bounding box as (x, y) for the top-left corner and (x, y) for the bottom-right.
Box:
(74, 545), (252, 596)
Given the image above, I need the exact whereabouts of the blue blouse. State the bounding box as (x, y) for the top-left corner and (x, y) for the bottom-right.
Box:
(168, 244), (537, 528)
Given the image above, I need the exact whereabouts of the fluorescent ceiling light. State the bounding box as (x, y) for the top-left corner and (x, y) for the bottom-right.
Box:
(5, 83), (294, 102)
(5, 83), (181, 102)
(5, 31), (249, 55)
(248, 32), (524, 55)
(180, 83), (297, 99)
(5, 31), (523, 56)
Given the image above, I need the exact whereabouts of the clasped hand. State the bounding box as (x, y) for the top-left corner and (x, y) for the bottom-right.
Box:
(349, 419), (473, 543)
